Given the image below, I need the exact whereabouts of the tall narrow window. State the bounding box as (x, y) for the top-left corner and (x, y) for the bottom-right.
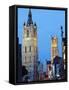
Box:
(25, 46), (27, 53)
(29, 46), (31, 52)
(29, 56), (31, 62)
(34, 30), (36, 37)
(25, 56), (26, 63)
(34, 56), (35, 63)
(27, 30), (29, 37)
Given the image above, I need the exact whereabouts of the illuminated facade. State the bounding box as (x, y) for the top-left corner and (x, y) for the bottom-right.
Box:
(22, 9), (38, 81)
(51, 36), (58, 64)
(46, 61), (53, 80)
(62, 38), (66, 70)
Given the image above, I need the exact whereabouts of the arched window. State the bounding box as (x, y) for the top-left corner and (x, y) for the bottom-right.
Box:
(27, 30), (29, 37)
(25, 56), (26, 63)
(25, 46), (27, 53)
(34, 30), (36, 37)
(29, 46), (31, 52)
(29, 56), (31, 62)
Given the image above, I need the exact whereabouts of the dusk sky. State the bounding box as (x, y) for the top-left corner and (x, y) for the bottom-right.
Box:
(18, 8), (65, 68)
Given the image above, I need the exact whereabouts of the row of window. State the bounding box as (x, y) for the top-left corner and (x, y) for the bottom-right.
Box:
(25, 46), (37, 53)
(25, 30), (36, 37)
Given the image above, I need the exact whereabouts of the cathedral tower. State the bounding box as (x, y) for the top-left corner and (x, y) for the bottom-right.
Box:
(22, 9), (38, 81)
(51, 36), (58, 64)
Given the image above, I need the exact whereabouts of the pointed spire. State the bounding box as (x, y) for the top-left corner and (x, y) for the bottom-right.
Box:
(27, 9), (33, 25)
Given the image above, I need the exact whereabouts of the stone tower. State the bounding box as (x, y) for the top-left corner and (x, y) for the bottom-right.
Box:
(22, 9), (38, 81)
(51, 36), (58, 64)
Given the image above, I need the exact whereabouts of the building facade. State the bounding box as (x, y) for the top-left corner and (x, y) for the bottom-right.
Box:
(46, 61), (53, 80)
(22, 9), (38, 81)
(38, 61), (44, 80)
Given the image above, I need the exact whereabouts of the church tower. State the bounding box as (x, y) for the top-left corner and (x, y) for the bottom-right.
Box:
(51, 36), (58, 64)
(22, 9), (38, 81)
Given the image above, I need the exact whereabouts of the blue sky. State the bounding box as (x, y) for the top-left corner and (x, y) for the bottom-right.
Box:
(18, 8), (65, 67)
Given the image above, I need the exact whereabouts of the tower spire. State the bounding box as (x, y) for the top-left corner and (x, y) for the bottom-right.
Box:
(27, 9), (33, 25)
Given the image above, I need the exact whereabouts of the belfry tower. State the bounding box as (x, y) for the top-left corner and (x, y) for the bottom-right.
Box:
(51, 36), (58, 64)
(22, 9), (38, 81)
